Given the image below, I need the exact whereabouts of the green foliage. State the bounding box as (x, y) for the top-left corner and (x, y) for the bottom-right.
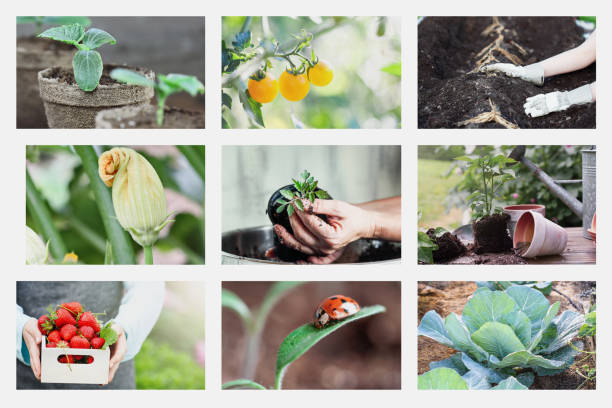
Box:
(579, 305), (596, 338)
(477, 281), (553, 296)
(417, 227), (447, 264)
(38, 24), (115, 91)
(135, 340), (205, 389)
(381, 62), (401, 77)
(274, 170), (330, 217)
(455, 154), (517, 219)
(578, 16), (596, 26)
(222, 379), (265, 390)
(98, 322), (118, 350)
(110, 69), (204, 126)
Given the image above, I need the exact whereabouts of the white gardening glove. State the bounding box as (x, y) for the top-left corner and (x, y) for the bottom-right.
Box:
(480, 63), (545, 86)
(524, 84), (593, 118)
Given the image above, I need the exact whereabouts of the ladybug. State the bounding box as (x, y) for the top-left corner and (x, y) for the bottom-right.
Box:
(314, 295), (360, 329)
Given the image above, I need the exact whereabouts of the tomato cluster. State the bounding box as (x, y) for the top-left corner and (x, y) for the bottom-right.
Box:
(248, 60), (333, 104)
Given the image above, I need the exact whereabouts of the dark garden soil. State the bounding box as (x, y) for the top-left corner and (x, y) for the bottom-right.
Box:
(101, 106), (205, 129)
(417, 281), (596, 389)
(472, 213), (513, 254)
(428, 229), (467, 262)
(222, 282), (401, 389)
(418, 17), (596, 129)
(45, 66), (121, 86)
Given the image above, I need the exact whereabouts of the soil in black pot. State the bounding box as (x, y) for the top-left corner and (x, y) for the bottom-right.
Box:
(418, 17), (595, 129)
(472, 213), (513, 254)
(427, 229), (467, 263)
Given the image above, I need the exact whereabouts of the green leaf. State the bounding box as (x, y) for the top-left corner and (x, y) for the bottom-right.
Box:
(110, 68), (155, 88)
(454, 155), (475, 162)
(162, 74), (205, 96)
(222, 92), (232, 109)
(221, 289), (251, 326)
(294, 199), (304, 211)
(222, 379), (266, 390)
(38, 23), (84, 45)
(240, 90), (264, 127)
(490, 350), (566, 371)
(99, 323), (118, 349)
(505, 286), (550, 332)
(232, 30), (252, 50)
(418, 367), (468, 390)
(541, 310), (584, 354)
(491, 376), (528, 390)
(287, 205), (294, 217)
(81, 28), (116, 50)
(471, 322), (526, 359)
(499, 310), (531, 348)
(275, 305), (385, 389)
(73, 50), (103, 91)
(529, 301), (560, 351)
(381, 62), (401, 77)
(462, 290), (517, 334)
(276, 203), (287, 214)
(280, 189), (294, 200)
(104, 241), (113, 265)
(444, 313), (488, 362)
(418, 310), (453, 348)
(315, 190), (330, 199)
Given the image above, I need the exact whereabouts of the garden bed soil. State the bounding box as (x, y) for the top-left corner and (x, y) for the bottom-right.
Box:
(473, 213), (513, 254)
(427, 228), (467, 262)
(38, 64), (155, 128)
(417, 281), (596, 389)
(96, 104), (205, 129)
(418, 17), (596, 129)
(17, 36), (74, 128)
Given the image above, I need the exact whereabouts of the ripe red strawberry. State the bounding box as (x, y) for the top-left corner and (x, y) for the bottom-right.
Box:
(60, 302), (83, 316)
(46, 342), (57, 348)
(79, 325), (95, 340)
(47, 330), (61, 343)
(38, 315), (53, 334)
(78, 312), (100, 333)
(69, 335), (90, 349)
(60, 324), (77, 341)
(54, 308), (77, 328)
(85, 356), (94, 364)
(91, 337), (105, 349)
(58, 355), (75, 364)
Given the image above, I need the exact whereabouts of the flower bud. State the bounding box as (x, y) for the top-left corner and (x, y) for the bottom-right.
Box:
(98, 147), (172, 247)
(26, 226), (49, 265)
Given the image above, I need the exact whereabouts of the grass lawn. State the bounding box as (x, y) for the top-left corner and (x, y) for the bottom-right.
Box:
(418, 159), (464, 230)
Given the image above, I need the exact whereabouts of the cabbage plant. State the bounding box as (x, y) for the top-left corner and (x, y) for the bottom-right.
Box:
(418, 285), (585, 389)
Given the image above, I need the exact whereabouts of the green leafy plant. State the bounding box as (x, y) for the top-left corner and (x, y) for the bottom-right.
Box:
(418, 284), (586, 390)
(455, 153), (517, 219)
(110, 69), (205, 126)
(17, 16), (91, 35)
(38, 23), (116, 91)
(274, 170), (330, 217)
(477, 281), (553, 296)
(417, 227), (447, 264)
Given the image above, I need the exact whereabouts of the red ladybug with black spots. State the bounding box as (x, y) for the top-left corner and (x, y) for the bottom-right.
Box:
(314, 295), (360, 329)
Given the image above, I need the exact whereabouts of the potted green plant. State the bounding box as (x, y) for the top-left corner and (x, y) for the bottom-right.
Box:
(456, 153), (517, 253)
(36, 23), (154, 128)
(17, 17), (90, 128)
(94, 68), (205, 128)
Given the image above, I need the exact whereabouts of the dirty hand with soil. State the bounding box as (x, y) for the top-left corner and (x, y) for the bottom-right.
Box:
(274, 196), (401, 264)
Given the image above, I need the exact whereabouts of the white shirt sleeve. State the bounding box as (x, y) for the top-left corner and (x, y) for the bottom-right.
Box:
(16, 304), (33, 365)
(114, 282), (165, 361)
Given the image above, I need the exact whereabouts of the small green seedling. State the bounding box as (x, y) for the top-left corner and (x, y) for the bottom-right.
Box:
(110, 68), (205, 126)
(38, 23), (116, 92)
(275, 170), (330, 217)
(17, 16), (91, 35)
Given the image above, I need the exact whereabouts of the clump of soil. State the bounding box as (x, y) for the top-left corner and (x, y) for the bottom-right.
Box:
(418, 17), (596, 129)
(427, 229), (467, 262)
(472, 213), (513, 254)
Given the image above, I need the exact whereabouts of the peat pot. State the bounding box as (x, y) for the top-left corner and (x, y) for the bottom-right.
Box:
(38, 65), (155, 128)
(222, 225), (401, 265)
(96, 104), (205, 129)
(17, 37), (74, 128)
(503, 204), (545, 238)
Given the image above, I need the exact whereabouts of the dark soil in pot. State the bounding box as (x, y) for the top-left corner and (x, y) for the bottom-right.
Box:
(17, 36), (74, 128)
(266, 184), (331, 262)
(427, 228), (467, 263)
(96, 104), (205, 129)
(418, 17), (595, 129)
(472, 213), (513, 254)
(38, 64), (155, 128)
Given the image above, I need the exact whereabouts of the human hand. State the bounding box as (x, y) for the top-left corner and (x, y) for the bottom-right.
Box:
(481, 63), (544, 85)
(22, 318), (42, 381)
(524, 84), (593, 118)
(107, 323), (126, 384)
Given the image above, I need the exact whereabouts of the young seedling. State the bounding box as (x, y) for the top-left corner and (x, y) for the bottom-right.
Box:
(275, 170), (330, 217)
(17, 16), (91, 35)
(38, 23), (116, 92)
(110, 68), (205, 126)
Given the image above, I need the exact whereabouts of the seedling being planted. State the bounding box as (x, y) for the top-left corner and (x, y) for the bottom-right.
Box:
(38, 23), (116, 91)
(110, 68), (205, 126)
(273, 170), (330, 217)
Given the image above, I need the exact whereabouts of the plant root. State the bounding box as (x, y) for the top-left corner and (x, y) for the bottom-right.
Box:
(470, 17), (527, 72)
(456, 98), (519, 129)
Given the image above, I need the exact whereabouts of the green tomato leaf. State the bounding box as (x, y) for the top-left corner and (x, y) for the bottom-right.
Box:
(222, 92), (233, 109)
(99, 323), (118, 350)
(240, 90), (264, 127)
(287, 205), (294, 217)
(294, 199), (304, 211)
(276, 203), (287, 214)
(110, 68), (155, 88)
(275, 305), (385, 389)
(221, 289), (251, 326)
(81, 28), (116, 50)
(315, 190), (330, 199)
(73, 50), (103, 91)
(222, 379), (266, 390)
(38, 23), (85, 45)
(418, 367), (468, 390)
(280, 189), (294, 200)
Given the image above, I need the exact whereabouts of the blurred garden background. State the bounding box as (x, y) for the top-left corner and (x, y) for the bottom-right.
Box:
(418, 145), (589, 230)
(26, 145), (205, 265)
(135, 281), (205, 389)
(222, 16), (401, 129)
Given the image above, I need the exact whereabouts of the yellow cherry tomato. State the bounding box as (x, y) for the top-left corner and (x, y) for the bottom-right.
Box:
(279, 71), (310, 101)
(247, 72), (278, 104)
(307, 60), (334, 86)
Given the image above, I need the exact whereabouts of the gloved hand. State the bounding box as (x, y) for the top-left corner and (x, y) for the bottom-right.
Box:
(524, 84), (593, 118)
(480, 63), (545, 86)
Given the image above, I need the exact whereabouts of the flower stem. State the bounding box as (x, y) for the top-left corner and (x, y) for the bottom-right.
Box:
(144, 246), (154, 265)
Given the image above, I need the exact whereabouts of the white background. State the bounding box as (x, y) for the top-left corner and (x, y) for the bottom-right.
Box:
(6, 0), (606, 406)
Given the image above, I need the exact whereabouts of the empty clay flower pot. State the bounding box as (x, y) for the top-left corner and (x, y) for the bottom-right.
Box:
(503, 204), (545, 238)
(38, 64), (155, 128)
(513, 211), (567, 258)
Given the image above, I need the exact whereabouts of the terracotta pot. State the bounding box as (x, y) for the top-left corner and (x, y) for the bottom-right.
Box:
(503, 204), (545, 238)
(588, 212), (596, 243)
(513, 211), (567, 258)
(95, 104), (205, 129)
(38, 64), (154, 128)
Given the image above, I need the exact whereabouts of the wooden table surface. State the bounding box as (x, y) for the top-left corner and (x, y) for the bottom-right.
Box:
(528, 227), (596, 265)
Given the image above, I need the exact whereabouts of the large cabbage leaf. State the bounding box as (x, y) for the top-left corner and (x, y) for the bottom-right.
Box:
(505, 285), (550, 334)
(471, 322), (526, 359)
(418, 367), (468, 390)
(418, 310), (453, 348)
(445, 313), (489, 362)
(462, 289), (517, 333)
